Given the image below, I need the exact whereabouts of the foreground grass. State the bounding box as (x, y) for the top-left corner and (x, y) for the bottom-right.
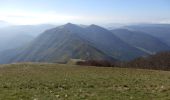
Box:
(0, 63), (170, 100)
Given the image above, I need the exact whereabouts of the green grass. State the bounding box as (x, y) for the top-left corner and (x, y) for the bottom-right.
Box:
(0, 63), (170, 100)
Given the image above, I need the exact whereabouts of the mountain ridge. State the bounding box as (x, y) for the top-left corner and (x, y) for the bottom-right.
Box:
(0, 23), (118, 64)
(2, 23), (170, 64)
(111, 28), (170, 54)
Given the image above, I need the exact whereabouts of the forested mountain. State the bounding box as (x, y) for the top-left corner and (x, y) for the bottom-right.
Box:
(0, 23), (147, 64)
(125, 24), (170, 46)
(111, 29), (170, 54)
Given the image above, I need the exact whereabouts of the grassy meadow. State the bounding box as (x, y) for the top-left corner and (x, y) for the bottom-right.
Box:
(0, 63), (170, 100)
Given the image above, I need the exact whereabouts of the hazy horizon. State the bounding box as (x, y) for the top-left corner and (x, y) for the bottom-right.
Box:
(0, 0), (170, 25)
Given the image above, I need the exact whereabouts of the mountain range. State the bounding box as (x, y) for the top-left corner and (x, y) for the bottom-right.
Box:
(0, 23), (169, 64)
(111, 29), (170, 54)
(125, 24), (170, 46)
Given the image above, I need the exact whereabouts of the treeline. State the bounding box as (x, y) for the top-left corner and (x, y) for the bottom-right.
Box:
(76, 60), (119, 67)
(76, 52), (170, 71)
(125, 52), (170, 70)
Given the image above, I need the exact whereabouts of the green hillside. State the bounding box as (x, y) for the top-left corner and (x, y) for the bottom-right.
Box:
(0, 63), (170, 100)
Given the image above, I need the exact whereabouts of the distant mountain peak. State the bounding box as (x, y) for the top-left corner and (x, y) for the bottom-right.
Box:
(87, 24), (110, 33)
(89, 24), (109, 30)
(65, 22), (74, 26)
(64, 23), (80, 27)
(89, 24), (101, 28)
(57, 23), (80, 30)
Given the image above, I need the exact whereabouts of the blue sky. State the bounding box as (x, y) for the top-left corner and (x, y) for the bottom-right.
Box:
(0, 0), (170, 25)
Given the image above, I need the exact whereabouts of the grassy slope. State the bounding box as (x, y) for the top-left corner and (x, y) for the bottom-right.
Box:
(0, 63), (170, 100)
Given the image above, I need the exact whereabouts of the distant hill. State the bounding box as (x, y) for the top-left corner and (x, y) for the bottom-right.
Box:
(0, 24), (56, 37)
(125, 24), (170, 46)
(111, 29), (170, 54)
(0, 23), (147, 64)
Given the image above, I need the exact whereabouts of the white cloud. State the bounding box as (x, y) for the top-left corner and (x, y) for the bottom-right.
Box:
(157, 18), (170, 24)
(0, 10), (170, 25)
(0, 11), (82, 25)
(0, 10), (141, 25)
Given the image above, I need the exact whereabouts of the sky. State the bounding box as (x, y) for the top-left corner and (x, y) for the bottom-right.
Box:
(0, 0), (170, 25)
